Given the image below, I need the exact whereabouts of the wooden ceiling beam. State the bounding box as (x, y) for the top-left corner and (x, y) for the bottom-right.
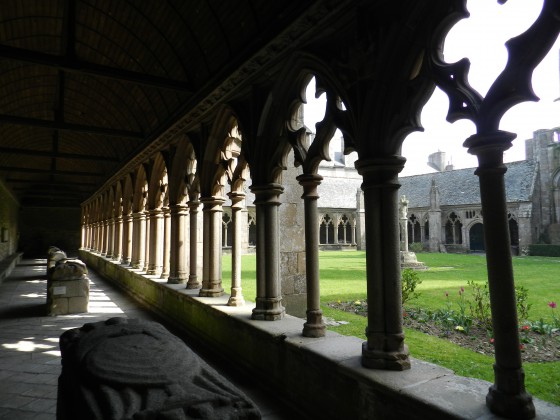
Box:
(0, 146), (120, 162)
(0, 44), (193, 92)
(0, 166), (104, 177)
(0, 114), (144, 138)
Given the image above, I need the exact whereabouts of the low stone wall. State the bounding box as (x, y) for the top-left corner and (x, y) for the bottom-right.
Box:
(80, 250), (560, 420)
(0, 252), (23, 283)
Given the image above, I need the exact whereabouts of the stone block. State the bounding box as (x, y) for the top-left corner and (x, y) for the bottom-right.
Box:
(47, 276), (89, 316)
(49, 297), (69, 316)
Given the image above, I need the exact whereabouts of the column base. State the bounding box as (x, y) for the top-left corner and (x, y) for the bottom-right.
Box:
(199, 286), (224, 297)
(486, 364), (535, 419)
(227, 287), (245, 306)
(303, 309), (326, 337)
(251, 297), (285, 320)
(186, 275), (200, 289)
(167, 276), (187, 284)
(361, 341), (410, 371)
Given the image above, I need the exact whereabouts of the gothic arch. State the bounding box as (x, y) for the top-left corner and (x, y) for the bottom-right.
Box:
(147, 153), (169, 210)
(167, 136), (198, 206)
(121, 174), (134, 217)
(132, 165), (148, 213)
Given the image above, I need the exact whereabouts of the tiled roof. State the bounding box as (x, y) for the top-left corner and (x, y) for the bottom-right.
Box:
(398, 160), (537, 208)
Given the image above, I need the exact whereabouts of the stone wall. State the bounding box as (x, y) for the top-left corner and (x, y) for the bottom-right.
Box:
(0, 181), (19, 262)
(80, 250), (560, 420)
(279, 151), (307, 317)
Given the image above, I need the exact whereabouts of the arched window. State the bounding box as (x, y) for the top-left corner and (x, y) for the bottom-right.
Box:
(408, 214), (421, 244)
(424, 217), (430, 241)
(508, 212), (519, 246)
(337, 214), (352, 244)
(320, 214), (335, 244)
(445, 212), (463, 244)
(222, 212), (232, 248)
(248, 214), (256, 247)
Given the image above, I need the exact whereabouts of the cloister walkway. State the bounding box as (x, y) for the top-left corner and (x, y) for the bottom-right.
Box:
(0, 259), (304, 419)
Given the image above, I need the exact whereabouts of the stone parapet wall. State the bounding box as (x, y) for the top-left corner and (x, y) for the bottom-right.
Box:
(80, 250), (560, 420)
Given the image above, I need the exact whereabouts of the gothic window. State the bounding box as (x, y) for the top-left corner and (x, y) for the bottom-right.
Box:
(320, 214), (335, 244)
(337, 214), (352, 244)
(508, 212), (519, 246)
(408, 214), (421, 244)
(465, 210), (477, 219)
(445, 212), (463, 244)
(222, 212), (232, 247)
(248, 214), (256, 246)
(424, 218), (430, 241)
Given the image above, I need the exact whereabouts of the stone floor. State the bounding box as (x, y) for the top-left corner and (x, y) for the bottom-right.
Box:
(0, 259), (307, 419)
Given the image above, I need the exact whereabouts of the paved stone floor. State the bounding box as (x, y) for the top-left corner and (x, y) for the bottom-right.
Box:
(0, 259), (306, 419)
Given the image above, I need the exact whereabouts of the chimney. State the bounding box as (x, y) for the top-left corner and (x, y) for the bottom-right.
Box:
(427, 151), (446, 172)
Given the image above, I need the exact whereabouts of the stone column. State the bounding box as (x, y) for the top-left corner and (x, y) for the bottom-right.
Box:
(113, 216), (123, 260)
(131, 212), (146, 269)
(142, 214), (150, 272)
(399, 196), (409, 253)
(464, 132), (535, 419)
(186, 200), (201, 289)
(106, 218), (114, 258)
(101, 220), (108, 256)
(168, 204), (189, 284)
(199, 197), (225, 297)
(227, 192), (246, 306)
(121, 214), (132, 265)
(297, 174), (325, 337)
(161, 207), (171, 279)
(146, 209), (164, 275)
(251, 184), (285, 321)
(355, 157), (410, 371)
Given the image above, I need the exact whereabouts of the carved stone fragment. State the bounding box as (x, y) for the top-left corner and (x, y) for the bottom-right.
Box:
(57, 317), (261, 420)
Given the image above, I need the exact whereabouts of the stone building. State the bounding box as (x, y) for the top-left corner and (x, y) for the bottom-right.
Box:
(306, 129), (560, 256)
(0, 1), (558, 418)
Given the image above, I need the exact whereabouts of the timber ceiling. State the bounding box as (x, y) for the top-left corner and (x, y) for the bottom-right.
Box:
(0, 0), (313, 207)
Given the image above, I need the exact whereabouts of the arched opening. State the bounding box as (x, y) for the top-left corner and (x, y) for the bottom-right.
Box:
(469, 223), (485, 252)
(445, 212), (463, 245)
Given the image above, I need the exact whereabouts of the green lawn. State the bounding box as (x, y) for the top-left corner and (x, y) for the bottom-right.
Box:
(221, 251), (560, 405)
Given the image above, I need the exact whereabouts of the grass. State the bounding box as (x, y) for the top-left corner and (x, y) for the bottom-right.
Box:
(221, 251), (560, 405)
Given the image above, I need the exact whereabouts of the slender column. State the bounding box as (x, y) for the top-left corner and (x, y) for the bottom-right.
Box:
(101, 220), (108, 256)
(251, 184), (285, 321)
(131, 212), (146, 269)
(355, 157), (410, 371)
(146, 209), (164, 275)
(142, 213), (150, 272)
(113, 216), (122, 260)
(186, 200), (201, 289)
(168, 204), (189, 284)
(95, 221), (102, 252)
(464, 132), (535, 419)
(297, 174), (325, 337)
(107, 218), (115, 258)
(121, 213), (132, 264)
(199, 197), (225, 297)
(161, 207), (171, 279)
(227, 192), (246, 306)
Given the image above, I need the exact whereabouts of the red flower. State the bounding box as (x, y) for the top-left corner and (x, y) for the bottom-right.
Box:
(549, 301), (557, 309)
(521, 325), (530, 331)
(490, 338), (495, 344)
(520, 344), (525, 351)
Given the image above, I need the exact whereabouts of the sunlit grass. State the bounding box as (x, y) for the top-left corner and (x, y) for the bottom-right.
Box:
(222, 250), (560, 405)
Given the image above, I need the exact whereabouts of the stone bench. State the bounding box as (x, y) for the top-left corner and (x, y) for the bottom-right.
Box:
(57, 317), (261, 419)
(47, 257), (89, 316)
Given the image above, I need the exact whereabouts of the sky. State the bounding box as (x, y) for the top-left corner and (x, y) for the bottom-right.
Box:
(304, 0), (560, 176)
